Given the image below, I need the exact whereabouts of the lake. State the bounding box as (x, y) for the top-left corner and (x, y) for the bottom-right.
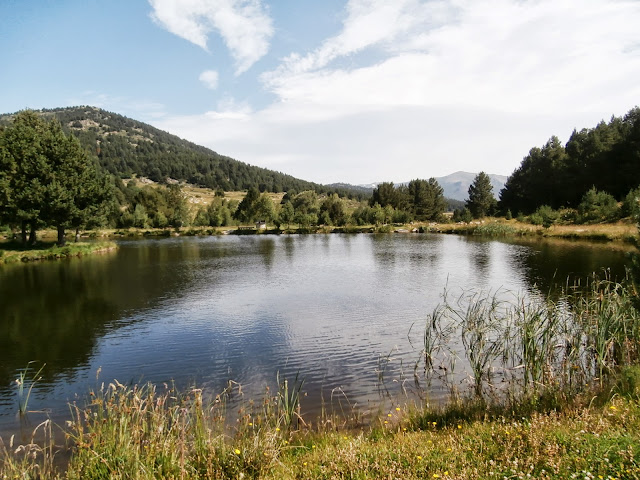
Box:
(0, 233), (630, 435)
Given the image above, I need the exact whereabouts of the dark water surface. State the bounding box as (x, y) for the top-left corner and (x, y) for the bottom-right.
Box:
(0, 233), (630, 434)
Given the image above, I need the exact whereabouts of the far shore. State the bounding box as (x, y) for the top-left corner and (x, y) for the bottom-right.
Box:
(1, 219), (637, 261)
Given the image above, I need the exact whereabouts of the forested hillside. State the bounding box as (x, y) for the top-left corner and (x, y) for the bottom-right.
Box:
(500, 106), (640, 214)
(0, 106), (365, 199)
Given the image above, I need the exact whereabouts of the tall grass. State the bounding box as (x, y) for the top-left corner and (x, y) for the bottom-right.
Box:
(416, 276), (640, 405)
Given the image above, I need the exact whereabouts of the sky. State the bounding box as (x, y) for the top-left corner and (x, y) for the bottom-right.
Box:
(1, 0), (640, 185)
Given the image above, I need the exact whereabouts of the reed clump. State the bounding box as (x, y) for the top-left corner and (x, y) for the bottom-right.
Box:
(415, 275), (640, 408)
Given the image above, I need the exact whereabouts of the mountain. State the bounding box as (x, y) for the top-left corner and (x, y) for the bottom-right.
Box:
(434, 171), (507, 201)
(0, 106), (367, 199)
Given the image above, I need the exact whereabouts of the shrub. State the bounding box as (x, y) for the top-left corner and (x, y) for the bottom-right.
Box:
(528, 205), (559, 228)
(452, 208), (472, 223)
(622, 186), (640, 219)
(578, 188), (620, 223)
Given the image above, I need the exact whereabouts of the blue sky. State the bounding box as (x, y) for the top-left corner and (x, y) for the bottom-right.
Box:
(2, 0), (640, 185)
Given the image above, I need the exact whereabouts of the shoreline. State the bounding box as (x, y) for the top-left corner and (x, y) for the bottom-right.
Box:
(0, 241), (118, 265)
(1, 220), (636, 265)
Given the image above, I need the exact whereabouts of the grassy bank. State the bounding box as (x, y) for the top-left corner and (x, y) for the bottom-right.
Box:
(429, 219), (638, 242)
(1, 374), (639, 479)
(0, 241), (118, 265)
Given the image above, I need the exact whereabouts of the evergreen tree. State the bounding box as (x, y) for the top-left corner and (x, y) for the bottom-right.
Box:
(466, 172), (496, 218)
(234, 187), (260, 223)
(407, 178), (446, 221)
(370, 182), (398, 208)
(0, 111), (110, 245)
(0, 111), (49, 243)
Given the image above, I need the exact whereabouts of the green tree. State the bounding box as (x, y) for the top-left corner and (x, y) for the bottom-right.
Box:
(234, 187), (260, 223)
(320, 194), (347, 226)
(253, 194), (276, 224)
(279, 201), (295, 229)
(165, 184), (189, 229)
(407, 178), (446, 221)
(0, 111), (111, 245)
(0, 111), (49, 243)
(466, 172), (497, 219)
(577, 188), (619, 223)
(292, 191), (319, 215)
(370, 182), (398, 208)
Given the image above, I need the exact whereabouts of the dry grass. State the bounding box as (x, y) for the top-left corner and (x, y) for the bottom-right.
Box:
(429, 218), (638, 243)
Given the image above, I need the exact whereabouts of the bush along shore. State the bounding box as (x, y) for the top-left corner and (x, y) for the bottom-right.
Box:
(0, 241), (117, 265)
(2, 276), (640, 479)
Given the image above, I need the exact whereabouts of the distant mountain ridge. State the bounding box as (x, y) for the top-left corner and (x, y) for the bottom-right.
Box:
(356, 172), (508, 202)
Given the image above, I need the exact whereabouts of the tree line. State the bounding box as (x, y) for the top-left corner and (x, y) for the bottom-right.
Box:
(0, 111), (500, 245)
(369, 173), (496, 223)
(499, 106), (640, 215)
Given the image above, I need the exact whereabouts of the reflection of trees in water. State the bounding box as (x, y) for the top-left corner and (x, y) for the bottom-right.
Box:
(503, 238), (628, 294)
(258, 238), (276, 269)
(282, 236), (295, 261)
(469, 241), (491, 278)
(0, 241), (210, 391)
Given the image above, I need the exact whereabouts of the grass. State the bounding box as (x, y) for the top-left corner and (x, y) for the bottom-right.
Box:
(0, 241), (117, 265)
(434, 218), (638, 242)
(2, 375), (639, 479)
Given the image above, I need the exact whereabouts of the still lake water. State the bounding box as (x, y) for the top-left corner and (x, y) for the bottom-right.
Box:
(0, 233), (630, 433)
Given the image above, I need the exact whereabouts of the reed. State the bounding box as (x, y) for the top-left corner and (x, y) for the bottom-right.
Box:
(413, 275), (640, 406)
(16, 362), (45, 416)
(275, 371), (305, 429)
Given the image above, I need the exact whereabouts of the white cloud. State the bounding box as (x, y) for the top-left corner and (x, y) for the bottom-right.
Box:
(199, 70), (219, 90)
(154, 0), (640, 184)
(149, 0), (273, 74)
(264, 0), (640, 115)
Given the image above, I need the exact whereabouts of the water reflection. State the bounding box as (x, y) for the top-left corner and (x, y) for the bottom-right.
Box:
(0, 234), (630, 433)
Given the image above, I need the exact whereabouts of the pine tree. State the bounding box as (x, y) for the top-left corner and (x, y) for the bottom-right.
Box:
(466, 172), (497, 218)
(0, 111), (111, 245)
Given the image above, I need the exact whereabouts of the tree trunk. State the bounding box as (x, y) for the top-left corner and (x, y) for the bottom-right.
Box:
(28, 223), (37, 245)
(21, 221), (27, 244)
(75, 227), (80, 243)
(57, 225), (66, 246)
